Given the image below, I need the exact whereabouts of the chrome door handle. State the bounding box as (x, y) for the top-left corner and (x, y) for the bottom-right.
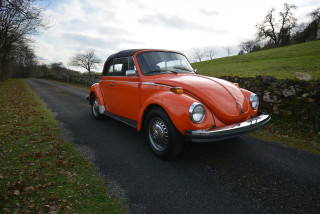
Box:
(110, 83), (116, 86)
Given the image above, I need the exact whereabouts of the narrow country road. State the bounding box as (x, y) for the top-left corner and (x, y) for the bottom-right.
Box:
(26, 79), (320, 214)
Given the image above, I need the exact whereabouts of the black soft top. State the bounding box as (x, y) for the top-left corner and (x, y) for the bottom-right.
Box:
(102, 49), (184, 74)
(104, 49), (182, 63)
(106, 49), (142, 63)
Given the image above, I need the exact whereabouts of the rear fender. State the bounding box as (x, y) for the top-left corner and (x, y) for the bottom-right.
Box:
(137, 91), (214, 135)
(89, 83), (104, 106)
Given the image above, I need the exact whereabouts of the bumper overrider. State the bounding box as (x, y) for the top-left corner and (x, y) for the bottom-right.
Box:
(185, 114), (271, 143)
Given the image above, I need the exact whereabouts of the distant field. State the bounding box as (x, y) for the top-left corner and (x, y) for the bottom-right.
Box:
(192, 40), (320, 80)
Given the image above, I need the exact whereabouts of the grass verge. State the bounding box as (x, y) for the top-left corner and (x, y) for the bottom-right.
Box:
(0, 79), (126, 213)
(250, 116), (320, 154)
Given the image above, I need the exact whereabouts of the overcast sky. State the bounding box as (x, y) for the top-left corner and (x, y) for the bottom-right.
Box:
(35, 0), (320, 71)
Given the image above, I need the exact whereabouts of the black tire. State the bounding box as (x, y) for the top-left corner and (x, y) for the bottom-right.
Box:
(144, 108), (184, 159)
(90, 94), (103, 119)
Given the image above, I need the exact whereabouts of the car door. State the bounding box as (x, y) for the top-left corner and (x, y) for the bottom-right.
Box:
(101, 57), (141, 121)
(99, 60), (113, 112)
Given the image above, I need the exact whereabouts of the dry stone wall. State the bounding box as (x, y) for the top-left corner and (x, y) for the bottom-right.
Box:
(222, 76), (320, 128)
(46, 72), (101, 86)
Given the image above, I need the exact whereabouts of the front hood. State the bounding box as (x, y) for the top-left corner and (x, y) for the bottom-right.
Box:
(153, 74), (250, 124)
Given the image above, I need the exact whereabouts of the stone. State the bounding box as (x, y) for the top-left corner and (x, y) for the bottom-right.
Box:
(270, 82), (278, 88)
(273, 105), (280, 114)
(256, 75), (276, 83)
(263, 91), (281, 103)
(307, 98), (315, 103)
(282, 86), (296, 97)
(295, 72), (312, 81)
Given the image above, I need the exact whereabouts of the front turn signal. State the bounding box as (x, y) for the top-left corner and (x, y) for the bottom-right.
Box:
(170, 87), (183, 94)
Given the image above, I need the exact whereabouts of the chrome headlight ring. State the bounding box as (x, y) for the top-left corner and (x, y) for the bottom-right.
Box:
(250, 93), (259, 109)
(189, 102), (206, 123)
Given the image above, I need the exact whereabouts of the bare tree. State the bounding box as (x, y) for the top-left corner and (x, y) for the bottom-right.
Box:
(223, 45), (232, 57)
(193, 48), (205, 62)
(310, 8), (320, 39)
(0, 0), (47, 80)
(11, 40), (37, 77)
(204, 47), (215, 60)
(239, 39), (260, 53)
(310, 8), (320, 21)
(68, 50), (102, 73)
(256, 3), (297, 47)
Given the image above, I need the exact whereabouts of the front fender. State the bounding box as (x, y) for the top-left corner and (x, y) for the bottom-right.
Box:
(240, 88), (258, 117)
(137, 91), (214, 135)
(89, 83), (104, 106)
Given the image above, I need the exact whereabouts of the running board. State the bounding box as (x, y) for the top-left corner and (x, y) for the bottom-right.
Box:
(104, 111), (137, 128)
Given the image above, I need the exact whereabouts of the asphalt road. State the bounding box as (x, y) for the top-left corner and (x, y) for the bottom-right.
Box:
(26, 79), (320, 214)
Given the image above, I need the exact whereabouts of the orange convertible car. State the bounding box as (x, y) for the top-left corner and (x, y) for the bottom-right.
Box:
(88, 49), (270, 159)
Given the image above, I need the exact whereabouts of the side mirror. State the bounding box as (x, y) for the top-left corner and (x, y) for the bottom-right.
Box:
(126, 70), (137, 77)
(194, 69), (198, 74)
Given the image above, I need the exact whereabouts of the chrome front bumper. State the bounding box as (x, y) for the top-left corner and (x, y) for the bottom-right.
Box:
(185, 114), (271, 143)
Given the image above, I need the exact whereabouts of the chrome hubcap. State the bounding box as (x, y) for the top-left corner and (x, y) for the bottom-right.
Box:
(149, 117), (169, 152)
(92, 98), (99, 116)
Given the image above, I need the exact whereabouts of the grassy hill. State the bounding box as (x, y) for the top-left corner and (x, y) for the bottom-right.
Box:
(192, 40), (320, 80)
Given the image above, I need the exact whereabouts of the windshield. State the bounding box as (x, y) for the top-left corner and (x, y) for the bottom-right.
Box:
(137, 51), (194, 76)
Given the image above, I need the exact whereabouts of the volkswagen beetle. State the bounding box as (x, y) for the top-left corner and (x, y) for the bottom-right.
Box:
(88, 49), (270, 159)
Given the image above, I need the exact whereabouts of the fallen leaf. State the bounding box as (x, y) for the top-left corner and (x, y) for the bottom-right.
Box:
(59, 203), (66, 210)
(13, 190), (20, 195)
(24, 186), (34, 191)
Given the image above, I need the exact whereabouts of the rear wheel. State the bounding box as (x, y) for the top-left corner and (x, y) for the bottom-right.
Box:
(145, 108), (184, 159)
(90, 94), (103, 119)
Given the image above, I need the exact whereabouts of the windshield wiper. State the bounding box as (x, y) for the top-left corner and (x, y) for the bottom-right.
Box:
(147, 70), (178, 75)
(168, 70), (178, 74)
(172, 66), (193, 72)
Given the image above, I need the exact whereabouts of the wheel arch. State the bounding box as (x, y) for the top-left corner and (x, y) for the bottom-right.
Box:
(139, 103), (165, 133)
(137, 91), (213, 135)
(89, 83), (104, 106)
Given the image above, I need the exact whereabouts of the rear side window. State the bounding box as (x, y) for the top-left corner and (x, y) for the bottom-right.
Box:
(103, 57), (137, 76)
(102, 60), (113, 76)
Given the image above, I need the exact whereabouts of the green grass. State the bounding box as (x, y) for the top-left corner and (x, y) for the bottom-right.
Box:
(0, 79), (126, 213)
(250, 116), (320, 154)
(192, 40), (320, 79)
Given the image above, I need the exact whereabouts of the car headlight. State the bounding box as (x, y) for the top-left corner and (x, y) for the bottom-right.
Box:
(250, 93), (259, 109)
(189, 102), (206, 123)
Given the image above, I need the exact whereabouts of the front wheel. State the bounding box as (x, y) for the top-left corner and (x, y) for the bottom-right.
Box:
(145, 108), (184, 159)
(90, 94), (103, 119)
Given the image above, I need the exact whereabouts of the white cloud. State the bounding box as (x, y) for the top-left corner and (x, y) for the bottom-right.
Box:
(33, 0), (320, 71)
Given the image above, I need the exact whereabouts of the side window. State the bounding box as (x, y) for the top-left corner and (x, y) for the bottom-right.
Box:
(114, 58), (127, 75)
(103, 57), (137, 76)
(103, 60), (113, 76)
